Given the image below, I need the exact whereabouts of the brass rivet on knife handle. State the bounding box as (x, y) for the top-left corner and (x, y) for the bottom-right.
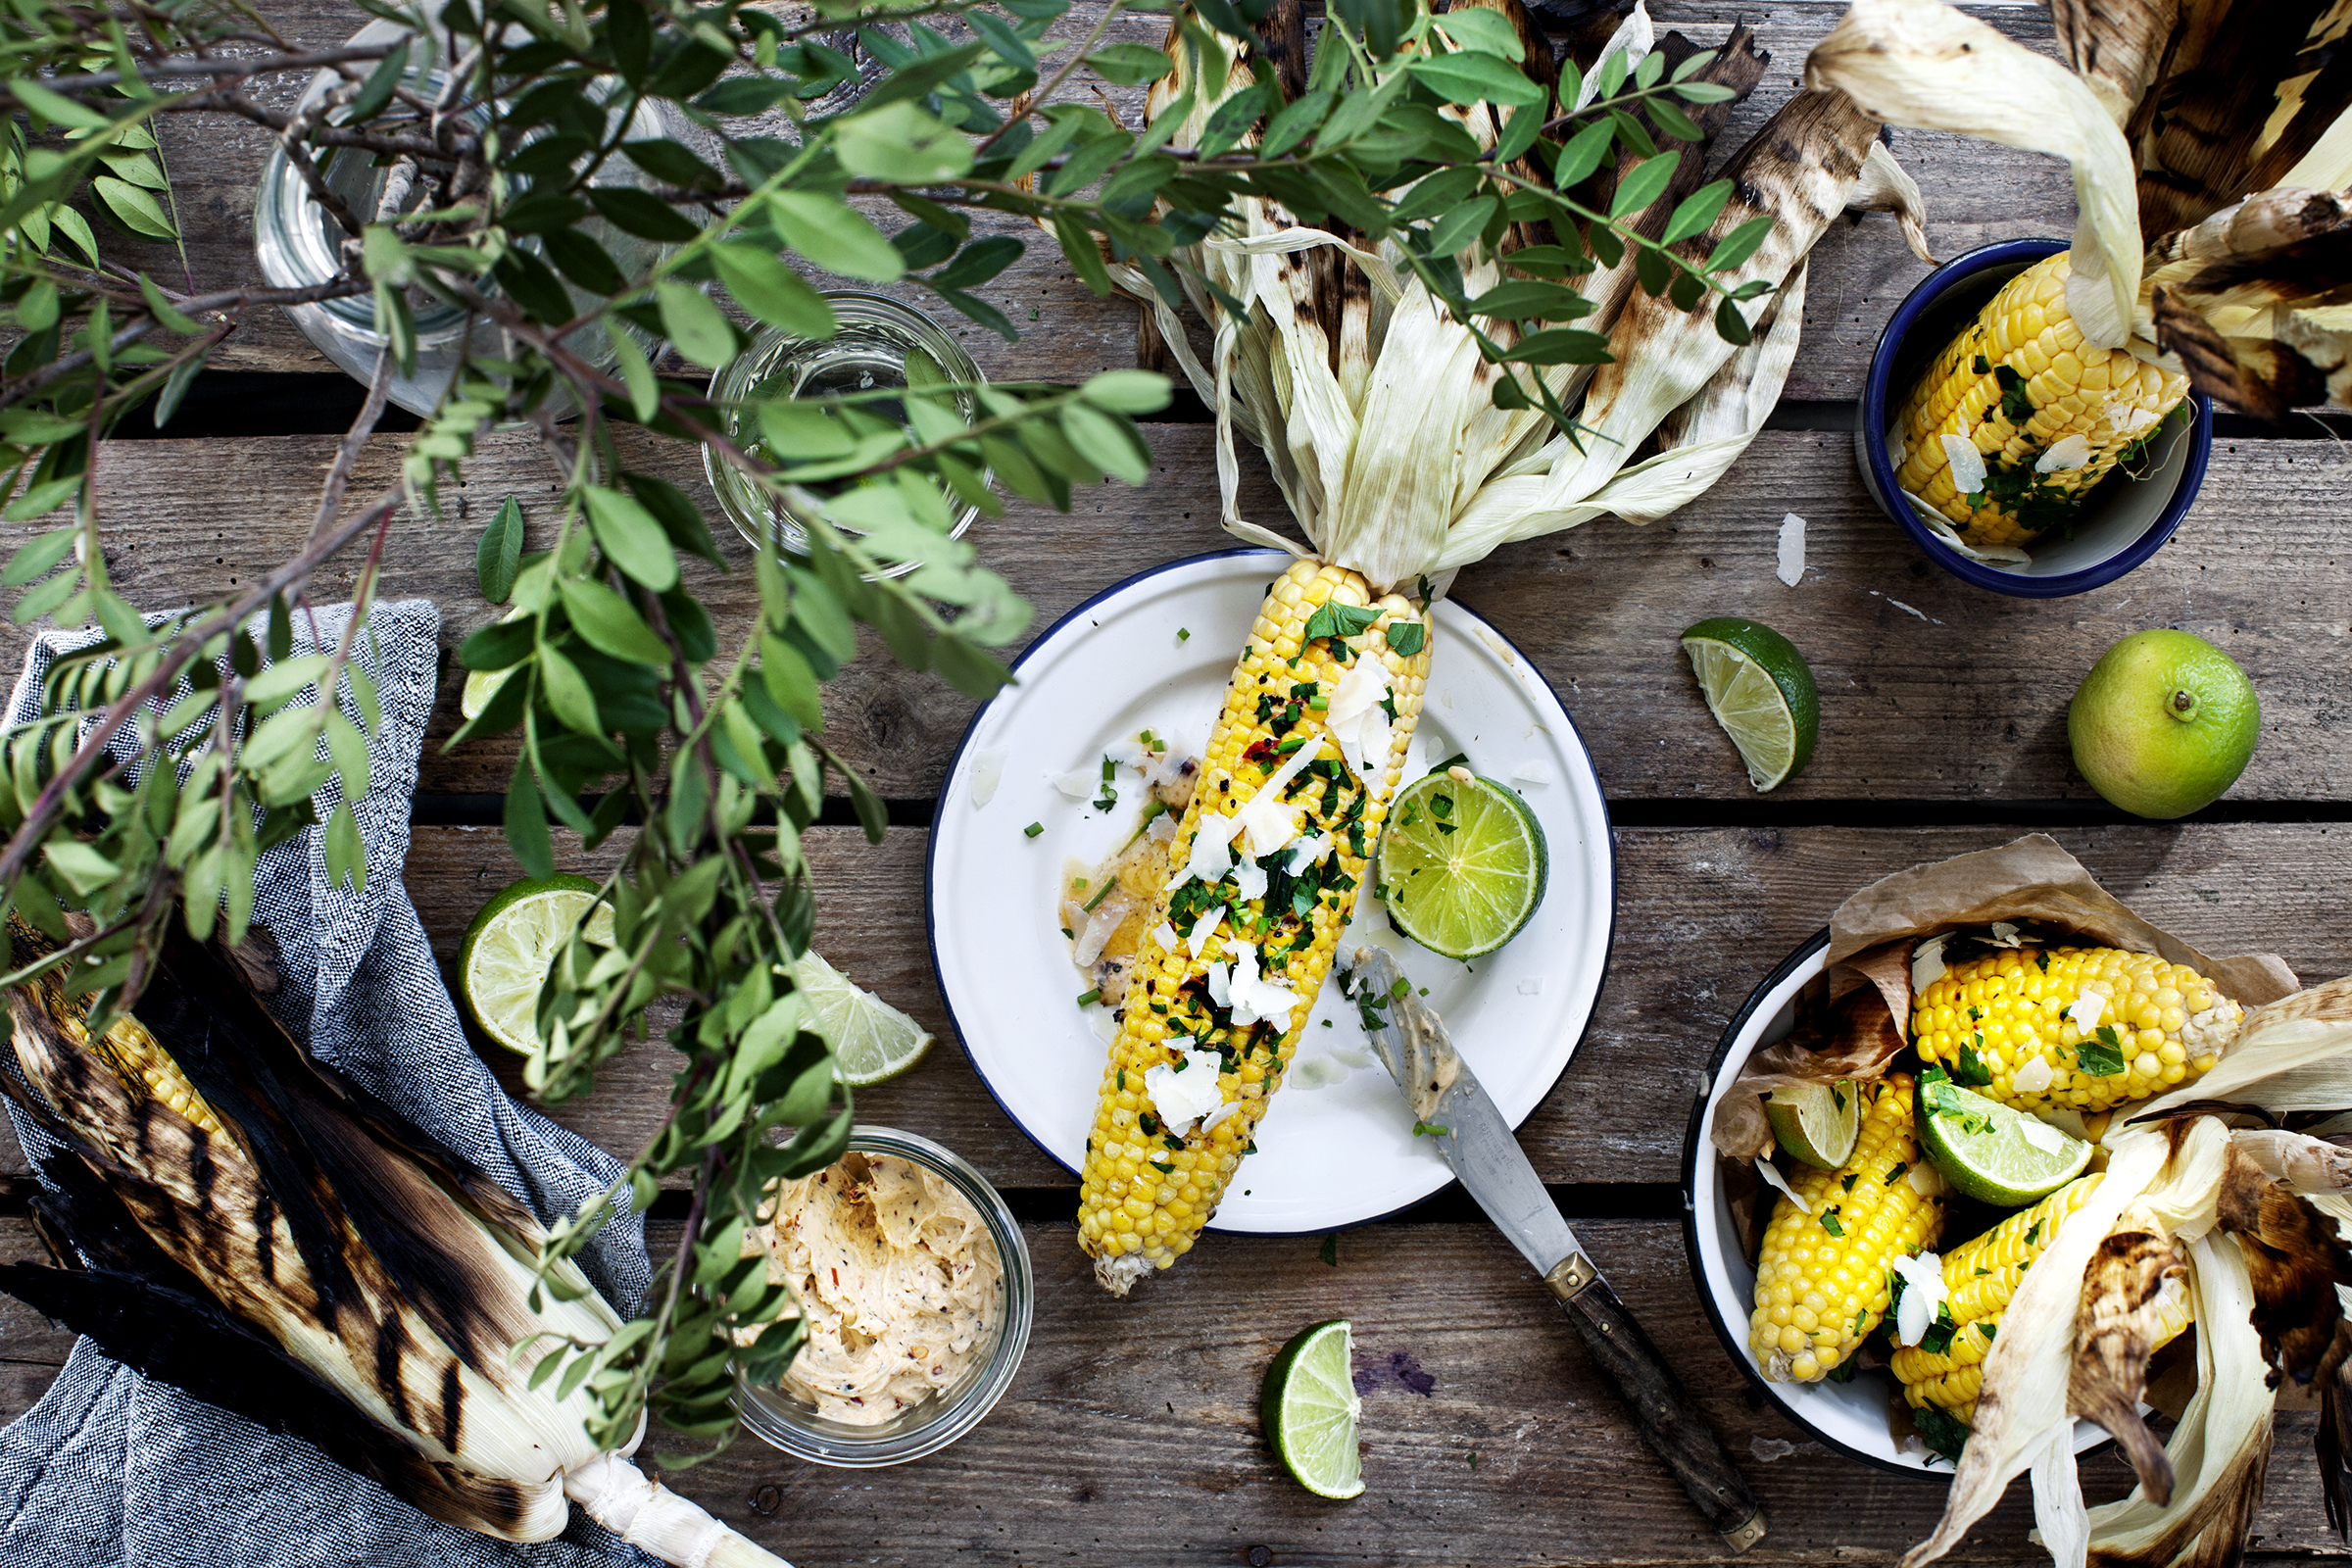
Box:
(1558, 1276), (1767, 1552)
(1542, 1252), (1596, 1300)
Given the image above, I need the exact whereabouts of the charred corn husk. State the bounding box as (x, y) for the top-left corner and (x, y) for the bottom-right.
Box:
(0, 922), (787, 1568)
(1078, 561), (1430, 1295)
(1893, 251), (2190, 548)
(1911, 945), (2243, 1114)
(1886, 1174), (2189, 1425)
(1749, 1074), (1944, 1382)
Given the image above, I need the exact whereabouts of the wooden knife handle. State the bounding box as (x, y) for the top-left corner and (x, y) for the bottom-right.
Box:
(1546, 1259), (1767, 1551)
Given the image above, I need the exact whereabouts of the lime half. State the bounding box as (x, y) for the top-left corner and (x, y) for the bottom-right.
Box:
(1918, 1075), (2091, 1206)
(1681, 618), (1820, 792)
(794, 948), (934, 1087)
(1765, 1080), (1862, 1170)
(1376, 770), (1547, 959)
(459, 874), (613, 1054)
(1261, 1319), (1364, 1500)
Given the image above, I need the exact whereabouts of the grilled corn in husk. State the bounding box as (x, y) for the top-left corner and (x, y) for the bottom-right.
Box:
(0, 920), (786, 1568)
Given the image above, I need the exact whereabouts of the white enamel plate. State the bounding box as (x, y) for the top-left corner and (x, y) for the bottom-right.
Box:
(926, 549), (1616, 1234)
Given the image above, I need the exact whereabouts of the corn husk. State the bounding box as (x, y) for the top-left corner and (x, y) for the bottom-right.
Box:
(1805, 0), (2352, 420)
(1111, 0), (1931, 595)
(0, 923), (789, 1568)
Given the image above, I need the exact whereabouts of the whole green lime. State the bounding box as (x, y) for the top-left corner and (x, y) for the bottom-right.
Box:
(2068, 629), (2259, 819)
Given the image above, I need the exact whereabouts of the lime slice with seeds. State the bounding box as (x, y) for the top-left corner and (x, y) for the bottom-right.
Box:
(1918, 1074), (2091, 1206)
(793, 948), (934, 1088)
(458, 875), (613, 1054)
(1765, 1080), (1863, 1170)
(1261, 1319), (1364, 1500)
(1681, 618), (1820, 793)
(1376, 771), (1547, 960)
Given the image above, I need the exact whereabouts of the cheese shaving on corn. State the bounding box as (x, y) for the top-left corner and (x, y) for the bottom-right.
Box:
(1145, 1049), (1228, 1137)
(1326, 660), (1395, 781)
(1891, 1250), (1946, 1348)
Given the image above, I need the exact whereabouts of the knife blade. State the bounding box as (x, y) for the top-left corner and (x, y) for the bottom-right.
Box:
(1348, 946), (1766, 1551)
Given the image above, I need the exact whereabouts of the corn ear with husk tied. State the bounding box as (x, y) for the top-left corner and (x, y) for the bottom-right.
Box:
(1896, 973), (2352, 1568)
(1806, 0), (2352, 549)
(0, 919), (793, 1568)
(1067, 0), (1933, 1294)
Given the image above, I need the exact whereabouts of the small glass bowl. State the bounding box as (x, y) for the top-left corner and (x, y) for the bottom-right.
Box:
(702, 294), (986, 573)
(734, 1125), (1032, 1467)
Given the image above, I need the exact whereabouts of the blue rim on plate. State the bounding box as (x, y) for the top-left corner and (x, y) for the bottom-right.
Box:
(1857, 237), (2213, 600)
(923, 546), (1618, 1237)
(1680, 928), (2113, 1478)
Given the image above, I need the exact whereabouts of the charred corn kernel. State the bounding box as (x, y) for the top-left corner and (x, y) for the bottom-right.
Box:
(1911, 945), (2241, 1114)
(1891, 1175), (2191, 1423)
(1748, 1075), (1944, 1382)
(1078, 560), (1431, 1296)
(15, 940), (224, 1138)
(1892, 252), (2189, 549)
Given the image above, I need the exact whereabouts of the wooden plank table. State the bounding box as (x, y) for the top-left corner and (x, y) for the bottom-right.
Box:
(7, 3), (2352, 1564)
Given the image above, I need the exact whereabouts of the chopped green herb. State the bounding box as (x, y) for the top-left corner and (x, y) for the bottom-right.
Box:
(1385, 621), (1427, 657)
(1914, 1405), (1970, 1465)
(1084, 877), (1118, 912)
(1319, 1234), (1339, 1266)
(2025, 1219), (2042, 1245)
(1411, 1120), (1450, 1138)
(1024, 821), (1044, 838)
(1826, 1357), (1859, 1384)
(1953, 1041), (1995, 1088)
(1832, 1085), (1847, 1112)
(1886, 1160), (1909, 1186)
(1151, 1160), (1174, 1174)
(1075, 988), (1102, 1007)
(2078, 1026), (2129, 1077)
(1820, 1212), (1845, 1237)
(1390, 977), (1410, 1000)
(1840, 1173), (1859, 1193)
(1919, 1306), (1958, 1357)
(1972, 354), (1990, 374)
(1177, 627), (1191, 641)
(1302, 601), (1382, 647)
(1979, 1321), (1995, 1342)
(2036, 951), (2050, 971)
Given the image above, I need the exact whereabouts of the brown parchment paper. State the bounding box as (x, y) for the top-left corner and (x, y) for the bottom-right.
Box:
(1707, 834), (2301, 1159)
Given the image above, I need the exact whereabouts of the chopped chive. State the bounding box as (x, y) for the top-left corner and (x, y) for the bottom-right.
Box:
(1076, 988), (1102, 1006)
(1084, 877), (1118, 911)
(1024, 821), (1044, 838)
(1840, 1173), (1859, 1192)
(1885, 1160), (1909, 1185)
(1178, 627), (1191, 641)
(1819, 1212), (1845, 1237)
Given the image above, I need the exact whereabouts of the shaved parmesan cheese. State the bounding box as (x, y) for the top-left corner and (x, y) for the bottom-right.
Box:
(1224, 942), (1299, 1031)
(2011, 1054), (2055, 1095)
(2068, 991), (2105, 1033)
(1145, 1048), (1227, 1136)
(2109, 405), (2160, 438)
(1989, 921), (2024, 948)
(1232, 855), (1268, 903)
(1510, 760), (1552, 788)
(1090, 1006), (1120, 1045)
(1940, 432), (1986, 496)
(1205, 960), (1231, 1010)
(1186, 906), (1225, 960)
(1517, 977), (1543, 996)
(1777, 513), (1806, 588)
(969, 748), (1006, 807)
(1326, 660), (1396, 781)
(2035, 433), (2091, 472)
(2019, 1115), (2067, 1154)
(1913, 935), (1949, 993)
(1904, 488), (2034, 569)
(1152, 922), (1178, 953)
(1053, 768), (1096, 800)
(1201, 1098), (1248, 1135)
(1908, 1162), (1945, 1199)
(1754, 1157), (1811, 1214)
(1286, 833), (1330, 876)
(1890, 1250), (1947, 1347)
(1171, 810), (1241, 889)
(1233, 742), (1322, 856)
(1104, 738), (1148, 768)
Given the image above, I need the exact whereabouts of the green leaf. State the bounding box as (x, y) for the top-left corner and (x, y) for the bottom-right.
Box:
(1648, 96), (1704, 142)
(1706, 214), (1775, 275)
(835, 101), (972, 184)
(1386, 621), (1427, 657)
(540, 228), (625, 295)
(1550, 119), (1617, 189)
(3, 526), (75, 587)
(2079, 1026), (2130, 1077)
(1079, 368), (1171, 415)
(1052, 210), (1113, 298)
(580, 488), (679, 592)
(1087, 43), (1174, 84)
(1675, 79), (1738, 104)
(137, 275), (201, 335)
(1424, 197), (1497, 260)
(1713, 293), (1753, 346)
(932, 235), (1022, 292)
(1406, 52), (1544, 109)
(347, 38), (410, 122)
(1061, 403), (1149, 484)
(93, 176), (176, 241)
(1610, 151), (1681, 220)
(44, 840), (119, 897)
(621, 472), (728, 569)
(621, 138), (726, 189)
(1467, 280), (1593, 321)
(324, 801), (367, 894)
(608, 324), (661, 423)
(709, 244), (835, 337)
(268, 594), (293, 662)
(1260, 89), (1334, 160)
(655, 280), (736, 370)
(587, 186), (704, 244)
(1195, 82), (1269, 161)
(1507, 326), (1614, 366)
(476, 496), (524, 604)
(559, 576), (673, 664)
(4, 474), (82, 523)
(764, 191), (905, 283)
(760, 632), (825, 732)
(1661, 178), (1734, 247)
(9, 80), (110, 130)
(505, 761), (556, 883)
(244, 655), (329, 705)
(966, 8), (1037, 71)
(537, 644), (603, 735)
(1431, 7), (1523, 59)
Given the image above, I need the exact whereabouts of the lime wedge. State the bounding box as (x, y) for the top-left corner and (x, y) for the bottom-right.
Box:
(458, 875), (613, 1054)
(1765, 1080), (1862, 1170)
(461, 607), (529, 720)
(794, 948), (934, 1087)
(1376, 770), (1547, 960)
(1681, 618), (1820, 792)
(1260, 1319), (1364, 1500)
(1918, 1074), (2091, 1206)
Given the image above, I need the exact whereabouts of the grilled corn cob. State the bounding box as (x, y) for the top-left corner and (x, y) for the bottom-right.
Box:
(1077, 560), (1430, 1295)
(1892, 252), (2190, 549)
(1911, 945), (2242, 1114)
(1749, 1073), (1945, 1382)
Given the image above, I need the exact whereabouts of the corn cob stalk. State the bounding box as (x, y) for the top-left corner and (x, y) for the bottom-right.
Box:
(1749, 1073), (1944, 1382)
(0, 921), (789, 1568)
(1892, 252), (2191, 548)
(1910, 945), (2243, 1114)
(1079, 561), (1430, 1295)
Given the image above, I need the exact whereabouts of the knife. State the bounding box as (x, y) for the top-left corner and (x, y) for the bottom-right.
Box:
(1347, 946), (1766, 1551)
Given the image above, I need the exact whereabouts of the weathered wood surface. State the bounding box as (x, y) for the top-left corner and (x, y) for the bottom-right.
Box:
(125, 0), (2051, 400)
(17, 424), (2341, 807)
(0, 1210), (2346, 1566)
